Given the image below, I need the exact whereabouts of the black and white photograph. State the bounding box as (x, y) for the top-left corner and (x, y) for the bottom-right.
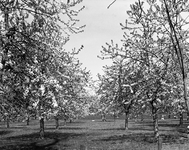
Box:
(0, 0), (189, 149)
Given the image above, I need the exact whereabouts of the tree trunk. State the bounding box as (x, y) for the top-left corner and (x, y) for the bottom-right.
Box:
(163, 1), (189, 142)
(152, 105), (159, 140)
(113, 111), (116, 123)
(168, 113), (171, 119)
(45, 115), (48, 121)
(179, 112), (184, 126)
(26, 113), (30, 125)
(101, 112), (106, 122)
(4, 3), (10, 129)
(38, 100), (44, 139)
(6, 115), (10, 128)
(64, 119), (67, 126)
(125, 110), (129, 130)
(141, 113), (144, 122)
(164, 0), (189, 131)
(158, 137), (162, 150)
(39, 117), (45, 139)
(26, 116), (29, 125)
(187, 112), (189, 121)
(55, 116), (59, 129)
(183, 77), (189, 121)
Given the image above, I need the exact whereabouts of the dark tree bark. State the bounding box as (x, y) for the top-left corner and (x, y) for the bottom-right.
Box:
(76, 115), (79, 120)
(124, 104), (132, 130)
(164, 0), (189, 123)
(187, 112), (189, 121)
(6, 115), (10, 128)
(151, 101), (159, 140)
(34, 114), (37, 120)
(26, 112), (30, 125)
(141, 113), (144, 122)
(101, 112), (106, 122)
(64, 118), (67, 126)
(38, 100), (45, 139)
(168, 113), (171, 119)
(179, 112), (184, 126)
(153, 110), (159, 139)
(39, 117), (45, 139)
(26, 116), (30, 125)
(55, 116), (59, 129)
(125, 110), (129, 130)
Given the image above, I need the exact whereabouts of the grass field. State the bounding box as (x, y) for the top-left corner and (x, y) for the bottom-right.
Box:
(0, 117), (189, 150)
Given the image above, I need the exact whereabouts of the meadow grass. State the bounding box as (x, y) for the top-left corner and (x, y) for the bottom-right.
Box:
(0, 117), (189, 150)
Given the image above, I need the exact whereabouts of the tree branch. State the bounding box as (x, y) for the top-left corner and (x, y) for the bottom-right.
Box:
(107, 0), (117, 9)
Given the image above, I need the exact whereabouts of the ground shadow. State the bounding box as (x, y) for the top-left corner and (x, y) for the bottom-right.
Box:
(0, 131), (85, 150)
(141, 122), (188, 133)
(46, 127), (88, 130)
(0, 139), (61, 150)
(137, 121), (179, 128)
(7, 131), (84, 140)
(99, 123), (152, 131)
(9, 126), (28, 130)
(94, 120), (115, 123)
(100, 126), (177, 132)
(99, 127), (126, 131)
(130, 127), (153, 132)
(93, 132), (189, 144)
(93, 133), (155, 143)
(67, 120), (86, 124)
(136, 123), (179, 131)
(176, 124), (188, 134)
(0, 130), (12, 136)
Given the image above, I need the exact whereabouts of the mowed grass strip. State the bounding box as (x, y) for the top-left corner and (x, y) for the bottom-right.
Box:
(0, 118), (189, 150)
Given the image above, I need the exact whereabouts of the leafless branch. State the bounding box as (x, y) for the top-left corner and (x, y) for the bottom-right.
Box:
(107, 0), (117, 9)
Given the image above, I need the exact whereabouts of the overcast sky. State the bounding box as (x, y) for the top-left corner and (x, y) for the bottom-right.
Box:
(64, 0), (135, 80)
